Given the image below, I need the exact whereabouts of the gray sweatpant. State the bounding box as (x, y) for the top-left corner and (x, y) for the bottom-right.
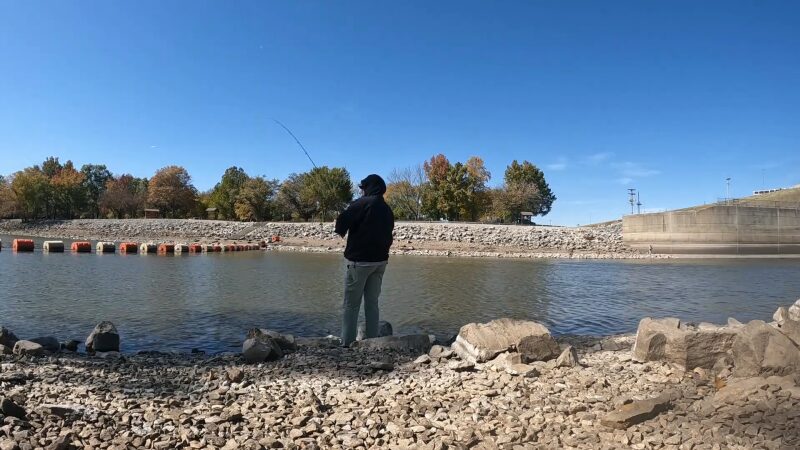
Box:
(341, 262), (387, 346)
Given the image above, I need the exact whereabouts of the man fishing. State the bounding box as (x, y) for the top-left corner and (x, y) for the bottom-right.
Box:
(335, 174), (394, 347)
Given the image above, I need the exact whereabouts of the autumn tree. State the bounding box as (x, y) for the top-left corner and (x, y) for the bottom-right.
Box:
(100, 174), (148, 218)
(209, 166), (250, 220)
(234, 177), (278, 221)
(422, 154), (452, 219)
(51, 161), (87, 218)
(275, 173), (315, 221)
(463, 156), (491, 221)
(0, 175), (18, 218)
(147, 166), (198, 218)
(385, 165), (426, 220)
(11, 167), (51, 220)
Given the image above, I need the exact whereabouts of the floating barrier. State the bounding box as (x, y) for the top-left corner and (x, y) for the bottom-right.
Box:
(174, 243), (189, 254)
(43, 241), (65, 253)
(222, 244), (236, 252)
(96, 242), (116, 253)
(189, 243), (203, 253)
(0, 238), (3, 251)
(139, 243), (157, 254)
(119, 242), (138, 254)
(71, 241), (92, 253)
(271, 235), (281, 243)
(157, 243), (175, 254)
(201, 244), (214, 253)
(12, 239), (34, 252)
(212, 245), (222, 252)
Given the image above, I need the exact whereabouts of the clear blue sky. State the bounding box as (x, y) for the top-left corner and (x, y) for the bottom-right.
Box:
(1, 1), (798, 225)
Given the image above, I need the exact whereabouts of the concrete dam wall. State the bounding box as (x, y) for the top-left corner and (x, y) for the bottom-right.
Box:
(622, 204), (800, 255)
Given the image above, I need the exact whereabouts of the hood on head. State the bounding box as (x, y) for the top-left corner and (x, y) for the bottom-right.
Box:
(358, 174), (387, 196)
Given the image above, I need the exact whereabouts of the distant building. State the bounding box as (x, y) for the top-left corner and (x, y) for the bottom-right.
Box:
(206, 207), (218, 220)
(520, 211), (534, 224)
(144, 208), (160, 219)
(753, 188), (784, 195)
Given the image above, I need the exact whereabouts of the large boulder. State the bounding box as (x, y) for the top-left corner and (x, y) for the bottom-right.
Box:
(30, 336), (60, 353)
(732, 320), (800, 377)
(631, 317), (738, 370)
(242, 330), (283, 363)
(350, 334), (433, 353)
(452, 318), (558, 364)
(13, 340), (46, 357)
(85, 321), (120, 352)
(356, 321), (393, 341)
(0, 326), (18, 348)
(778, 318), (800, 347)
(247, 329), (295, 353)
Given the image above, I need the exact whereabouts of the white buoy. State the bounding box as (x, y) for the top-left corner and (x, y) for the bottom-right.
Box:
(139, 243), (157, 254)
(174, 243), (189, 254)
(43, 241), (65, 252)
(96, 242), (116, 253)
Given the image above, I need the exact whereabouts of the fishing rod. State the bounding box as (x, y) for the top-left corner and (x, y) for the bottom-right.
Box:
(272, 119), (317, 169)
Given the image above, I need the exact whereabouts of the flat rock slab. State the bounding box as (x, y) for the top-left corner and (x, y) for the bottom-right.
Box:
(632, 317), (738, 370)
(714, 376), (800, 406)
(733, 320), (800, 377)
(452, 318), (556, 364)
(600, 391), (677, 429)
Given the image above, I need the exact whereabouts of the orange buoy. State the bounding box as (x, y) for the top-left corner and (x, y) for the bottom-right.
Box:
(12, 239), (35, 252)
(71, 241), (91, 253)
(96, 242), (116, 253)
(212, 245), (222, 252)
(157, 243), (175, 254)
(119, 242), (138, 253)
(222, 244), (235, 252)
(139, 243), (157, 254)
(189, 244), (202, 253)
(271, 235), (281, 243)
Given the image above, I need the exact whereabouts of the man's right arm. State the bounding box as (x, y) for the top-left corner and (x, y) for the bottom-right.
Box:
(335, 199), (362, 237)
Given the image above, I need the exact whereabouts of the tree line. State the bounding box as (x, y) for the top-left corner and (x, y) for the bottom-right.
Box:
(0, 155), (554, 223)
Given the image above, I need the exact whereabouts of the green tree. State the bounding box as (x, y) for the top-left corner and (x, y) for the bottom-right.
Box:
(464, 156), (491, 221)
(147, 166), (198, 218)
(276, 173), (315, 221)
(81, 164), (112, 218)
(422, 154), (452, 219)
(502, 160), (556, 219)
(11, 167), (51, 220)
(209, 166), (250, 220)
(302, 167), (353, 221)
(0, 175), (18, 218)
(234, 177), (278, 221)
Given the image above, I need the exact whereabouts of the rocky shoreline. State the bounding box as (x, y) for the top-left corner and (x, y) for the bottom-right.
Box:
(0, 219), (658, 260)
(4, 297), (800, 449)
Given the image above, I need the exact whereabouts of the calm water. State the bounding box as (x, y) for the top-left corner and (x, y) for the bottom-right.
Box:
(2, 234), (800, 353)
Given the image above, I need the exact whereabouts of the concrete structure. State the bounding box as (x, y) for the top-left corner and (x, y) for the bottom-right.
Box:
(623, 202), (800, 255)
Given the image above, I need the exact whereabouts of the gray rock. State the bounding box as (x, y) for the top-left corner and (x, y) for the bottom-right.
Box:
(295, 336), (341, 348)
(0, 398), (26, 420)
(452, 318), (557, 364)
(46, 432), (76, 450)
(0, 344), (12, 355)
(12, 340), (46, 357)
(85, 321), (120, 352)
(369, 361), (394, 371)
(61, 340), (79, 352)
(414, 354), (431, 364)
(600, 391), (677, 429)
(356, 321), (393, 341)
(350, 334), (433, 353)
(778, 318), (800, 347)
(247, 329), (294, 353)
(226, 367), (244, 383)
(428, 345), (454, 359)
(518, 334), (561, 362)
(732, 320), (800, 377)
(505, 363), (539, 377)
(242, 336), (279, 363)
(555, 345), (580, 367)
(30, 336), (60, 353)
(632, 317), (738, 370)
(447, 360), (475, 372)
(0, 326), (18, 348)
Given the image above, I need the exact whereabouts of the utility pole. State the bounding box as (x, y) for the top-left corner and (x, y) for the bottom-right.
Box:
(636, 191), (642, 214)
(628, 188), (636, 214)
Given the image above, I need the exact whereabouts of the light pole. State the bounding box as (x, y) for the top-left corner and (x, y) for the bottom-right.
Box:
(725, 177), (731, 202)
(627, 188), (636, 214)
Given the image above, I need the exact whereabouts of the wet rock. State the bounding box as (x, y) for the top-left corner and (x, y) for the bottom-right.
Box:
(369, 361), (394, 371)
(555, 345), (580, 367)
(452, 318), (557, 363)
(0, 398), (26, 420)
(0, 344), (12, 355)
(12, 340), (46, 357)
(242, 336), (280, 363)
(600, 391), (677, 429)
(632, 317), (738, 369)
(30, 336), (60, 353)
(247, 329), (296, 353)
(517, 334), (561, 363)
(60, 340), (79, 352)
(0, 327), (18, 348)
(356, 321), (393, 341)
(85, 321), (120, 352)
(732, 320), (800, 377)
(296, 336), (341, 348)
(350, 335), (433, 353)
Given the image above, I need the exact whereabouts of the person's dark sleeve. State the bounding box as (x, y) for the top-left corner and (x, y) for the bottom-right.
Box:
(335, 200), (362, 237)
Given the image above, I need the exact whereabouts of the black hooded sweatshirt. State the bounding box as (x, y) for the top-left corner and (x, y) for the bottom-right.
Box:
(335, 174), (394, 262)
